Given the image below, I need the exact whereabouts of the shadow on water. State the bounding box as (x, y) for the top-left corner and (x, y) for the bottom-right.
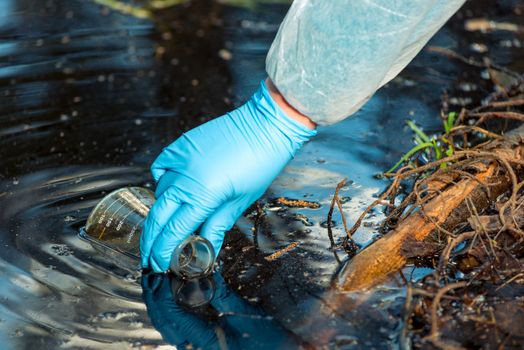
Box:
(0, 0), (522, 348)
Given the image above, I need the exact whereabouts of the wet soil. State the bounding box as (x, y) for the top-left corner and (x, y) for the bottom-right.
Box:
(0, 0), (523, 348)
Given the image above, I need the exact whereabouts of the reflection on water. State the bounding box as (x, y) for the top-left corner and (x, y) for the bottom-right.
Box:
(142, 271), (302, 349)
(0, 0), (522, 348)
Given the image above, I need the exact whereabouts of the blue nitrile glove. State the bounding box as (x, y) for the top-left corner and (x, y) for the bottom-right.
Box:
(140, 80), (316, 272)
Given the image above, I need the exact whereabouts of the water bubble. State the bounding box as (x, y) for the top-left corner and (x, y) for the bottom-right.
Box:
(470, 42), (488, 53)
(123, 273), (139, 283)
(320, 220), (336, 228)
(339, 196), (351, 203)
(64, 215), (76, 222)
(292, 213), (314, 226)
(334, 335), (358, 346)
(11, 329), (24, 337)
(218, 49), (233, 61)
(449, 97), (473, 106)
(481, 69), (491, 80)
(155, 46), (166, 56)
(458, 82), (477, 92)
(96, 311), (139, 322)
(51, 244), (73, 256)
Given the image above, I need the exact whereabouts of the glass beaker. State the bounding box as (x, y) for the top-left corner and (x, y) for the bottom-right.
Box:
(170, 236), (216, 279)
(84, 187), (154, 258)
(82, 187), (216, 278)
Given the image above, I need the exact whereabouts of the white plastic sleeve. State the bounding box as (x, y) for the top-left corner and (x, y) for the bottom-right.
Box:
(266, 0), (466, 125)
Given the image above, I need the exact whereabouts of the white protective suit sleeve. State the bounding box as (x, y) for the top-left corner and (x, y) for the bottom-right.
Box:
(266, 0), (466, 126)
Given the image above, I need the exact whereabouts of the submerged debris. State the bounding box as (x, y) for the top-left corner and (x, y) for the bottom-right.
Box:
(264, 241), (300, 262)
(274, 197), (321, 209)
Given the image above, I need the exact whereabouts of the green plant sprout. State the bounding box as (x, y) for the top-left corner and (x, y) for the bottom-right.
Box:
(386, 112), (457, 174)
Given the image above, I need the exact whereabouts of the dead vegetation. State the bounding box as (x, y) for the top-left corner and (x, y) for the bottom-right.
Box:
(275, 197), (321, 209)
(331, 66), (524, 348)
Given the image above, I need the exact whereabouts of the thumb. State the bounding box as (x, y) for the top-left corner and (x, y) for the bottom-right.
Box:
(199, 197), (251, 255)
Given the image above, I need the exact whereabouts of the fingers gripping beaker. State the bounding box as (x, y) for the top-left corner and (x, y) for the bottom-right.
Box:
(83, 187), (216, 278)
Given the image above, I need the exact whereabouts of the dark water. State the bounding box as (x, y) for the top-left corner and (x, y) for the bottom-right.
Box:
(0, 0), (522, 348)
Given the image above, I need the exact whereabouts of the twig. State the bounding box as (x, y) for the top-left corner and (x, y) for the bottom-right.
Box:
(327, 179), (347, 247)
(469, 111), (524, 125)
(346, 167), (409, 237)
(472, 99), (524, 112)
(400, 284), (413, 350)
(425, 282), (467, 348)
(437, 231), (477, 274)
(335, 197), (351, 240)
(450, 125), (503, 139)
(426, 46), (520, 78)
(264, 241), (300, 262)
(495, 272), (524, 291)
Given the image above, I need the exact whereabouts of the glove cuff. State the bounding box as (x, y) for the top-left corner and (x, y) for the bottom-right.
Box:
(253, 80), (317, 144)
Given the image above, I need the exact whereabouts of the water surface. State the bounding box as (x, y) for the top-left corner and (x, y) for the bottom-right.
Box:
(0, 0), (522, 348)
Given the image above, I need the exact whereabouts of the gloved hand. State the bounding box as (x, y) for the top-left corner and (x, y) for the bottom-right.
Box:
(140, 80), (316, 272)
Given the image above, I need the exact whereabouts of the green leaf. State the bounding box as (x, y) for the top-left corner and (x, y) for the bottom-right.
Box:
(446, 145), (454, 157)
(93, 0), (152, 18)
(386, 142), (434, 174)
(415, 135), (425, 145)
(439, 144), (454, 169)
(407, 120), (430, 143)
(444, 112), (457, 134)
(432, 140), (442, 160)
